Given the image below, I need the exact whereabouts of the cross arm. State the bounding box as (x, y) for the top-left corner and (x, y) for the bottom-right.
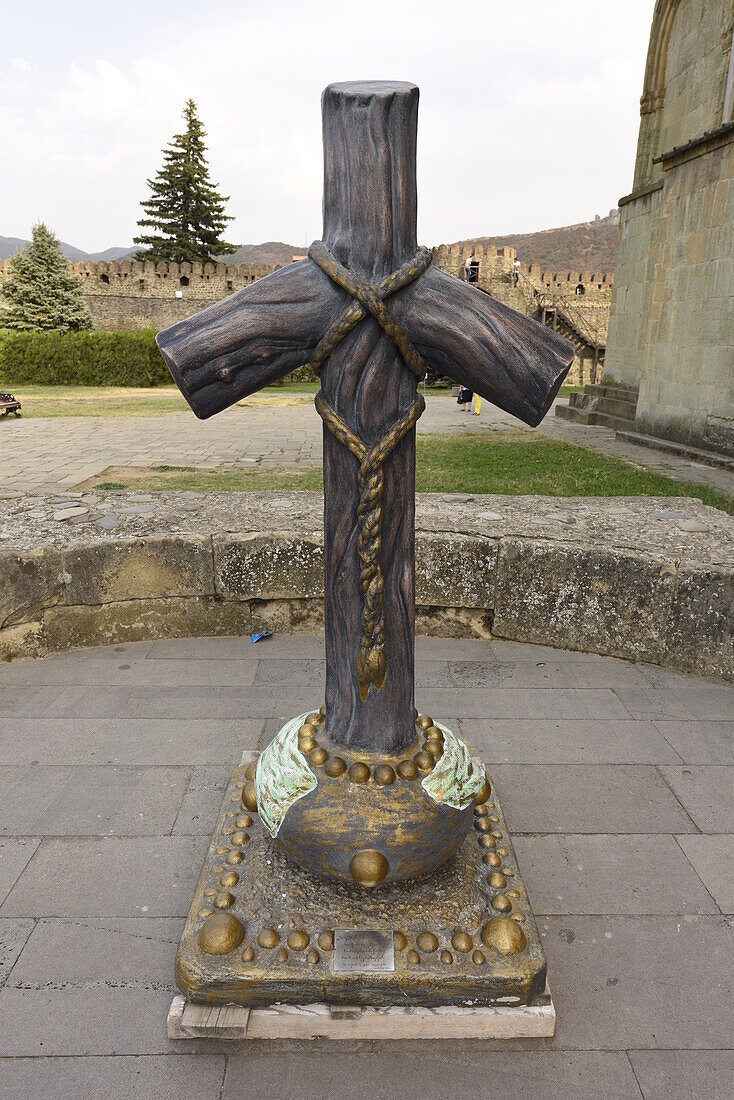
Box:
(390, 268), (574, 426)
(156, 261), (344, 419)
(157, 257), (575, 427)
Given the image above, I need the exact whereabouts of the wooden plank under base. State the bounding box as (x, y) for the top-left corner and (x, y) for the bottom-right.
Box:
(167, 982), (555, 1041)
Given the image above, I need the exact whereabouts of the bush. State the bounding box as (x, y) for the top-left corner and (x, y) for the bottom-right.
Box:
(0, 328), (170, 387)
(0, 328), (320, 389)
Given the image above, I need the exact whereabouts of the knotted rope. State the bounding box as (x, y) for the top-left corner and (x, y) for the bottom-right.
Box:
(307, 240), (431, 700)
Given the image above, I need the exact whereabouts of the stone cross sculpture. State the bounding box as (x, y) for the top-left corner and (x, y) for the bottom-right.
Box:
(158, 82), (573, 896)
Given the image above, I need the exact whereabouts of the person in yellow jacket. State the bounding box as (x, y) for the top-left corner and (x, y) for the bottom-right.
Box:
(474, 394), (481, 415)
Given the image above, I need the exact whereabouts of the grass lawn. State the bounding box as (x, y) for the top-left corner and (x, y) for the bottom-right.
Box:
(1, 382), (456, 418)
(83, 432), (733, 515)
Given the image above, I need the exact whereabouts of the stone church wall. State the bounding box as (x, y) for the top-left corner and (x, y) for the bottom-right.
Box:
(604, 0), (734, 454)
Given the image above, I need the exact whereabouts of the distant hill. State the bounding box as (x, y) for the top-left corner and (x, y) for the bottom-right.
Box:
(0, 236), (133, 263)
(453, 213), (620, 273)
(222, 241), (307, 267)
(2, 215), (620, 272)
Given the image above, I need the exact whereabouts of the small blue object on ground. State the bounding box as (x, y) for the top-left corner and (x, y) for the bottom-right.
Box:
(251, 631), (273, 643)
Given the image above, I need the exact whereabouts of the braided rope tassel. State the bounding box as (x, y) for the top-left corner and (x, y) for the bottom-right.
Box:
(307, 240), (431, 699)
(315, 392), (425, 699)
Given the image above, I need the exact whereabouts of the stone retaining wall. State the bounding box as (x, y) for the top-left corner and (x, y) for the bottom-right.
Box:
(1, 492), (731, 681)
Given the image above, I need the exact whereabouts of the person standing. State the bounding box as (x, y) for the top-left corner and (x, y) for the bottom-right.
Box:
(474, 393), (482, 415)
(458, 384), (473, 412)
(513, 257), (521, 286)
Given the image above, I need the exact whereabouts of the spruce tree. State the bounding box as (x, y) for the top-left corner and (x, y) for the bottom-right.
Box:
(0, 223), (92, 333)
(134, 99), (237, 264)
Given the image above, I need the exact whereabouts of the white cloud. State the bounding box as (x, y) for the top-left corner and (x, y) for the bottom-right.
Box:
(11, 57), (35, 74)
(0, 0), (656, 251)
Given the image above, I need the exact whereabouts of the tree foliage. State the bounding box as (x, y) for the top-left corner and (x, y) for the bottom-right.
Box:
(0, 223), (92, 333)
(134, 99), (237, 264)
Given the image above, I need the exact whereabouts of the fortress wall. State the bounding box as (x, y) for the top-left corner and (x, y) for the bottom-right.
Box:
(1, 250), (613, 387)
(0, 257), (278, 333)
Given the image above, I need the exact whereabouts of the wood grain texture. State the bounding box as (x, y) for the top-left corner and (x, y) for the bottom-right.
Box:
(156, 258), (573, 427)
(319, 82), (420, 752)
(155, 80), (575, 756)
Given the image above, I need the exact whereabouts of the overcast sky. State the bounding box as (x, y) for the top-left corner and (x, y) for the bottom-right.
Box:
(1, 0), (655, 252)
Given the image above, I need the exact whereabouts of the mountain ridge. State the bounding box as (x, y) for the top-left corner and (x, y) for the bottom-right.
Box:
(1, 213), (620, 273)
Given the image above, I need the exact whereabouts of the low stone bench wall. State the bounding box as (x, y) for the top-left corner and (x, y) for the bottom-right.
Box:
(1, 491), (731, 681)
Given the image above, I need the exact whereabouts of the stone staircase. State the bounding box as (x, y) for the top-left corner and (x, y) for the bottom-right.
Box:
(555, 383), (639, 431)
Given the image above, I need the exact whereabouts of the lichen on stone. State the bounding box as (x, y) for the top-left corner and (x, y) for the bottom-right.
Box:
(255, 712), (317, 837)
(421, 721), (486, 810)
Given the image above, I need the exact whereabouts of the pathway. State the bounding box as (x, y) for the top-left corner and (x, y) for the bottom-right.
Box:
(2, 397), (731, 495)
(0, 635), (732, 1098)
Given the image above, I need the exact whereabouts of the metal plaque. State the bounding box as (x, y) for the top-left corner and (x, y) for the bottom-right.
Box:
(333, 930), (395, 974)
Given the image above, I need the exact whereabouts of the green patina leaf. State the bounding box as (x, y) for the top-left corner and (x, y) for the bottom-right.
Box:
(421, 722), (486, 811)
(254, 712), (317, 837)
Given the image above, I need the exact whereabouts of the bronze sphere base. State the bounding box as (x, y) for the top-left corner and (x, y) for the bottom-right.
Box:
(255, 711), (491, 887)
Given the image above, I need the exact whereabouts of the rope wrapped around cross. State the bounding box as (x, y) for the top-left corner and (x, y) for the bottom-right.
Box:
(305, 239), (432, 700)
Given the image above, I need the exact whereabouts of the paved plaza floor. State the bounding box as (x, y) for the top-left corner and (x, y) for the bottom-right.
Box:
(2, 396), (732, 495)
(0, 634), (732, 1098)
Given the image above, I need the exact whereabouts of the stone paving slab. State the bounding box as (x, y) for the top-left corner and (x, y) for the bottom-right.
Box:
(0, 636), (731, 1096)
(491, 765), (696, 834)
(659, 766), (734, 831)
(627, 1052), (734, 1100)
(653, 720), (734, 764)
(459, 718), (682, 764)
(221, 1050), (644, 1100)
(533, 915), (734, 1051)
(513, 835), (718, 914)
(0, 765), (191, 837)
(0, 718), (263, 766)
(0, 920), (34, 985)
(676, 835), (734, 913)
(9, 917), (182, 984)
(0, 837), (209, 918)
(0, 1057), (227, 1100)
(171, 766), (233, 835)
(0, 839), (40, 906)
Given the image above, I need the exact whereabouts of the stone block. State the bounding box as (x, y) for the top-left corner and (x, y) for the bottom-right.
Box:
(62, 535), (215, 604)
(0, 547), (66, 629)
(41, 597), (251, 654)
(493, 538), (676, 663)
(415, 533), (497, 608)
(213, 534), (324, 600)
(666, 564), (734, 681)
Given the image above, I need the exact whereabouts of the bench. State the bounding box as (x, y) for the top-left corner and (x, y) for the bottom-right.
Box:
(0, 392), (21, 417)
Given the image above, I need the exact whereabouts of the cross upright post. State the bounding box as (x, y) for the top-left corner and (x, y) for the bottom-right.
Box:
(157, 81), (574, 889)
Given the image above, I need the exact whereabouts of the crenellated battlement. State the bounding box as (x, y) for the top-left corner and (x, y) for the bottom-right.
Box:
(431, 244), (613, 294)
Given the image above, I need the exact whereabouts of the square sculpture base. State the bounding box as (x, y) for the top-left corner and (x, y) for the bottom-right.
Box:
(175, 751), (548, 1010)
